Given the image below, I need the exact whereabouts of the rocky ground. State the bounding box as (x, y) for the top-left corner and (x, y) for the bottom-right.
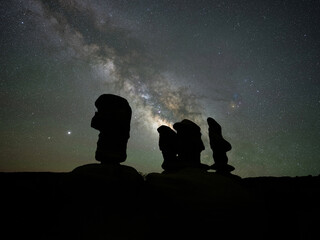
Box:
(1, 164), (319, 239)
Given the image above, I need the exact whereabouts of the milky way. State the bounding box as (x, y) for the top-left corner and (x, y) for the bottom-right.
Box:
(1, 0), (320, 177)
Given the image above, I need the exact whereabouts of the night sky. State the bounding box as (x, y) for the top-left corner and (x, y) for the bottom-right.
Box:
(1, 0), (319, 177)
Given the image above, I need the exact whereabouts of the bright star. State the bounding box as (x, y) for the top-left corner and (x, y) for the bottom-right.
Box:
(67, 131), (71, 135)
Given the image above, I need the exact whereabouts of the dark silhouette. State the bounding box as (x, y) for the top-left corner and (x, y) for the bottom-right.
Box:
(2, 172), (320, 240)
(91, 94), (132, 164)
(157, 125), (180, 171)
(207, 117), (235, 173)
(173, 119), (208, 169)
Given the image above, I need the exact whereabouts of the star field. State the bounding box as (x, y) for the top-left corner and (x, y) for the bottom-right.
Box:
(0, 0), (319, 177)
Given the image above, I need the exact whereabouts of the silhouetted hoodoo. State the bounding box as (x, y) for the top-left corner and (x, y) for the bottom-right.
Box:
(157, 125), (179, 171)
(173, 119), (206, 168)
(207, 117), (235, 173)
(157, 119), (209, 171)
(91, 94), (132, 164)
(158, 117), (235, 173)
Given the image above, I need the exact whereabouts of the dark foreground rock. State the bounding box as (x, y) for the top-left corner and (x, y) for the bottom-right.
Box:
(145, 168), (262, 239)
(60, 163), (145, 239)
(0, 170), (319, 239)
